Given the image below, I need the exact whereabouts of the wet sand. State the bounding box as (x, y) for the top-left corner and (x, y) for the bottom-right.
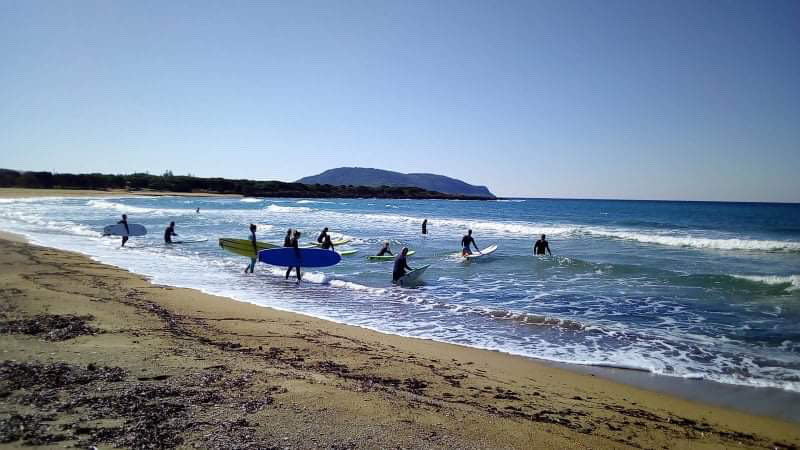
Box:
(1, 237), (798, 449)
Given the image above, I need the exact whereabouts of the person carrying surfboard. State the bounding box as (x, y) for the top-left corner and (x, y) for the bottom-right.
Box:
(164, 221), (178, 244)
(245, 224), (257, 274)
(317, 227), (329, 244)
(118, 214), (130, 247)
(320, 233), (336, 252)
(376, 241), (393, 257)
(285, 230), (302, 282)
(461, 229), (480, 256)
(534, 234), (552, 256)
(392, 247), (413, 283)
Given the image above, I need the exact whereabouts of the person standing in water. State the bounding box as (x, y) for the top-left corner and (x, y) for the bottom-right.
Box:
(118, 214), (130, 247)
(461, 229), (480, 256)
(245, 224), (257, 274)
(196, 207), (200, 214)
(376, 241), (393, 257)
(534, 234), (552, 256)
(320, 233), (336, 252)
(164, 221), (178, 244)
(421, 219), (428, 235)
(285, 230), (302, 282)
(283, 228), (293, 247)
(317, 227), (329, 244)
(392, 247), (413, 283)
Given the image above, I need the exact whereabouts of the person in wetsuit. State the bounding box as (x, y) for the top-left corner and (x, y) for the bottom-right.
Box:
(392, 247), (413, 283)
(461, 229), (480, 256)
(317, 227), (329, 244)
(421, 219), (428, 235)
(283, 228), (293, 247)
(285, 230), (302, 282)
(534, 234), (552, 256)
(118, 214), (130, 247)
(245, 224), (257, 274)
(164, 221), (178, 244)
(320, 233), (335, 251)
(376, 241), (393, 257)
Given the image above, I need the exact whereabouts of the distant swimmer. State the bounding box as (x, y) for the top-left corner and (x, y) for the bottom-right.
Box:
(533, 234), (552, 256)
(196, 208), (200, 214)
(421, 219), (428, 235)
(376, 241), (393, 257)
(285, 230), (302, 282)
(461, 229), (480, 256)
(164, 221), (178, 244)
(392, 247), (413, 283)
(118, 214), (130, 247)
(283, 228), (293, 247)
(317, 227), (329, 244)
(245, 224), (257, 274)
(320, 233), (335, 251)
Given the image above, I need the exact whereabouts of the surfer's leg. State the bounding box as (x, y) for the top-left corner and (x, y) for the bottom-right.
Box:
(121, 236), (128, 247)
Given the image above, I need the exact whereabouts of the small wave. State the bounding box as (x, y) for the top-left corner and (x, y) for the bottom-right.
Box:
(265, 204), (312, 213)
(587, 229), (800, 252)
(732, 274), (800, 292)
(240, 197), (261, 203)
(87, 199), (154, 214)
(296, 200), (331, 204)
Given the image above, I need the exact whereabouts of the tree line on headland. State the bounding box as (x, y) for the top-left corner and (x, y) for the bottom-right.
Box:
(0, 169), (491, 200)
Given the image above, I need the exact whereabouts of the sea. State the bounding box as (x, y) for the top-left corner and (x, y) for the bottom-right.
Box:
(1, 195), (799, 395)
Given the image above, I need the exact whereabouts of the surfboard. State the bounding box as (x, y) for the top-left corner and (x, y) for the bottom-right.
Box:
(169, 238), (208, 244)
(258, 247), (342, 268)
(307, 238), (351, 247)
(368, 250), (415, 261)
(103, 223), (147, 237)
(337, 249), (358, 256)
(459, 244), (498, 259)
(398, 264), (430, 287)
(218, 238), (279, 258)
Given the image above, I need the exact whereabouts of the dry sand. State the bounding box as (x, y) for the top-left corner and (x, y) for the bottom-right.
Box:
(1, 237), (798, 449)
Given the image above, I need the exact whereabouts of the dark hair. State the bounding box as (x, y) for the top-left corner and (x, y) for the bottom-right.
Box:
(250, 224), (257, 232)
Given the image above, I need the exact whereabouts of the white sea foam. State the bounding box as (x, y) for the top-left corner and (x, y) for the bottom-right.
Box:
(87, 199), (155, 214)
(733, 274), (800, 292)
(586, 229), (800, 252)
(240, 197), (262, 203)
(296, 200), (331, 204)
(265, 204), (312, 213)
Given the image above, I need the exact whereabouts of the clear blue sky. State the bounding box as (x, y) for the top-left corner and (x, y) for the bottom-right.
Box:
(1, 0), (798, 201)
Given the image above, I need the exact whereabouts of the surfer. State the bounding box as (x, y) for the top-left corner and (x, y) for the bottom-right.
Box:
(376, 241), (393, 257)
(196, 207), (200, 214)
(317, 227), (329, 244)
(461, 229), (480, 256)
(245, 224), (257, 274)
(283, 228), (293, 247)
(392, 247), (413, 283)
(118, 214), (130, 247)
(285, 230), (302, 282)
(320, 233), (336, 251)
(422, 219), (428, 235)
(534, 234), (552, 256)
(163, 221), (178, 244)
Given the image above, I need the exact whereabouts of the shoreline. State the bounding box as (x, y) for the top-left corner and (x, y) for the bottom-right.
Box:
(1, 237), (799, 447)
(0, 187), (244, 198)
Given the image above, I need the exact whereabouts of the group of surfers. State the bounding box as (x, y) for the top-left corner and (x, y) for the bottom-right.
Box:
(111, 214), (553, 284)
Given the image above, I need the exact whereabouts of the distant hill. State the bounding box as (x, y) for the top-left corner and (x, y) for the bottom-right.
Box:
(297, 168), (496, 198)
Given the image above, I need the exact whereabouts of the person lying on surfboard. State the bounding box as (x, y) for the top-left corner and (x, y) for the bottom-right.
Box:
(376, 241), (393, 257)
(317, 227), (329, 244)
(285, 230), (302, 282)
(534, 234), (552, 256)
(392, 247), (413, 283)
(118, 214), (130, 247)
(245, 224), (257, 274)
(164, 221), (178, 244)
(320, 233), (336, 251)
(461, 229), (480, 256)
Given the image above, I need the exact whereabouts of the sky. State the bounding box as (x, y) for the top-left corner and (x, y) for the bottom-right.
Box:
(1, 0), (798, 202)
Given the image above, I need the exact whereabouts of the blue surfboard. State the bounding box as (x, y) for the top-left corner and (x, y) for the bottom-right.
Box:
(258, 248), (341, 268)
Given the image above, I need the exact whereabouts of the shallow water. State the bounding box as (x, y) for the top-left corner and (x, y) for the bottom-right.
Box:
(1, 196), (798, 392)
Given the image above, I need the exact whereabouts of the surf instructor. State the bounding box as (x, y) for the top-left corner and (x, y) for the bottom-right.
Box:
(164, 221), (178, 244)
(534, 234), (552, 256)
(392, 247), (413, 283)
(461, 229), (480, 256)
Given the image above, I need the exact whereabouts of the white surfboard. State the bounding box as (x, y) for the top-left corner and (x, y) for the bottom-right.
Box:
(103, 223), (147, 237)
(398, 264), (430, 287)
(461, 244), (498, 259)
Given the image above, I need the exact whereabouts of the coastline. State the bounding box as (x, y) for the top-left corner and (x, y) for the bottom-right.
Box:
(1, 237), (798, 448)
(0, 187), (243, 198)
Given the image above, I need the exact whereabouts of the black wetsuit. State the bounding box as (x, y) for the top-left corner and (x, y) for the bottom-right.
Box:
(285, 237), (302, 280)
(461, 235), (477, 254)
(164, 226), (177, 244)
(321, 237), (335, 251)
(118, 219), (130, 246)
(317, 231), (327, 243)
(283, 235), (292, 247)
(534, 239), (551, 255)
(422, 220), (427, 235)
(377, 247), (393, 257)
(393, 254), (412, 282)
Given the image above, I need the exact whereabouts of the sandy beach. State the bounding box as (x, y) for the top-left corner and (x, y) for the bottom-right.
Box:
(1, 232), (798, 448)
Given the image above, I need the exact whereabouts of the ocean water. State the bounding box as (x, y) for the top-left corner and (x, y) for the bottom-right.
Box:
(1, 196), (799, 392)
